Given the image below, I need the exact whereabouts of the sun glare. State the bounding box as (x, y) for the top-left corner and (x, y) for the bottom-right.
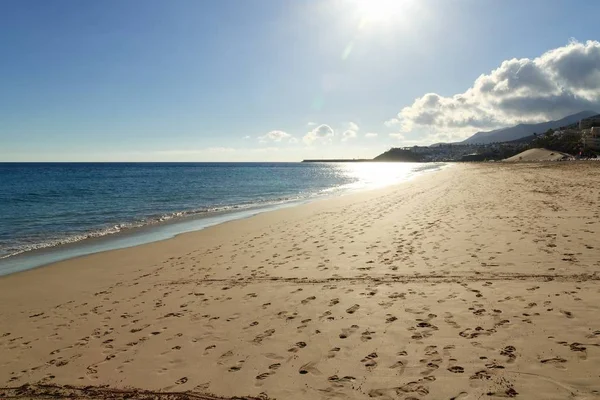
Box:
(354, 0), (409, 25)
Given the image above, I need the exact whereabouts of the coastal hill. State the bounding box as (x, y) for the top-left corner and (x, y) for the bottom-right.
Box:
(302, 110), (600, 163)
(372, 148), (421, 162)
(460, 110), (598, 144)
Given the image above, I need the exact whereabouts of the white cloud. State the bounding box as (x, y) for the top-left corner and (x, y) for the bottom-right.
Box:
(341, 130), (357, 141)
(258, 130), (295, 143)
(384, 119), (400, 128)
(303, 124), (335, 145)
(307, 122), (317, 127)
(365, 132), (378, 138)
(392, 40), (600, 138)
(243, 135), (251, 139)
(347, 121), (359, 131)
(339, 121), (360, 142)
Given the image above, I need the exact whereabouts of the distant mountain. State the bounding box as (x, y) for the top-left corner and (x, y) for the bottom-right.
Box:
(461, 110), (598, 145)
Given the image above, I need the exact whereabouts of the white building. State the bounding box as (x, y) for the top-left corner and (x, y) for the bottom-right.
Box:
(411, 146), (432, 154)
(583, 127), (600, 150)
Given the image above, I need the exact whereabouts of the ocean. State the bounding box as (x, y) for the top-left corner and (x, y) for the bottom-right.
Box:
(0, 162), (444, 275)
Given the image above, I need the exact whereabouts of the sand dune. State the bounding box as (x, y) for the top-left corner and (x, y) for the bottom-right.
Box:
(1, 163), (599, 399)
(503, 148), (572, 162)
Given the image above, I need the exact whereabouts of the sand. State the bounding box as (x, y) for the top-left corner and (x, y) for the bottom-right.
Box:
(504, 148), (572, 162)
(1, 162), (600, 400)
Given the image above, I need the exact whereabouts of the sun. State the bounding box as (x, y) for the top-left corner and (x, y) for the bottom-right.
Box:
(353, 0), (409, 24)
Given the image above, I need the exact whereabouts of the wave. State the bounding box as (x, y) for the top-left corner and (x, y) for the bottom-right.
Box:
(0, 162), (446, 262)
(0, 194), (317, 260)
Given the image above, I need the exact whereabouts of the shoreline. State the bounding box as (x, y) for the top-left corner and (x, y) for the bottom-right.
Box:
(0, 164), (452, 288)
(1, 162), (599, 400)
(0, 163), (446, 277)
(0, 197), (309, 277)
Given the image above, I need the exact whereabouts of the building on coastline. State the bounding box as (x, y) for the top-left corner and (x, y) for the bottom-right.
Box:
(553, 129), (580, 138)
(582, 127), (600, 150)
(388, 114), (600, 160)
(401, 146), (432, 154)
(579, 115), (600, 130)
(395, 142), (526, 162)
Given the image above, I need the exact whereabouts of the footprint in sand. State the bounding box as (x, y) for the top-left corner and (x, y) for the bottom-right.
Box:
(397, 380), (430, 396)
(288, 341), (307, 353)
(485, 361), (505, 369)
(450, 392), (469, 400)
(346, 304), (360, 314)
(541, 357), (567, 364)
(328, 375), (356, 387)
(389, 360), (406, 376)
(203, 344), (216, 355)
(442, 345), (455, 356)
(228, 360), (245, 372)
(586, 330), (600, 339)
(560, 310), (574, 318)
(361, 329), (376, 342)
(216, 350), (233, 365)
(298, 361), (321, 375)
(470, 370), (492, 380)
(256, 372), (272, 380)
(328, 347), (341, 358)
(500, 346), (517, 363)
(252, 329), (276, 344)
(339, 325), (359, 339)
(487, 388), (518, 398)
(360, 352), (378, 370)
(569, 342), (587, 359)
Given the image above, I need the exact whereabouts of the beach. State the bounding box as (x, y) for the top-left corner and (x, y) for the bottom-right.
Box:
(1, 162), (599, 399)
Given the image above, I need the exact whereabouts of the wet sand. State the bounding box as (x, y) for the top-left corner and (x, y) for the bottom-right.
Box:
(1, 163), (599, 399)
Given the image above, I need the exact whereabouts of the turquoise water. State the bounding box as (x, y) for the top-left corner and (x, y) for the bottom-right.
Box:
(0, 162), (444, 275)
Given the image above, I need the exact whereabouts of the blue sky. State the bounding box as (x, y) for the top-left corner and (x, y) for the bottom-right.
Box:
(1, 0), (599, 161)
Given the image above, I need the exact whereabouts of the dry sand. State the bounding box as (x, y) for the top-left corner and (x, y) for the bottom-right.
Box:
(1, 163), (600, 400)
(504, 148), (572, 162)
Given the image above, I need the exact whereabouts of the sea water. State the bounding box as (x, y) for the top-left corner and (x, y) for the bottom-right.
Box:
(0, 162), (444, 275)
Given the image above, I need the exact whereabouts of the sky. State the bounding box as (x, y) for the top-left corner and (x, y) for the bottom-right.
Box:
(1, 0), (599, 162)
